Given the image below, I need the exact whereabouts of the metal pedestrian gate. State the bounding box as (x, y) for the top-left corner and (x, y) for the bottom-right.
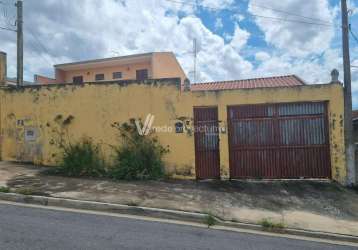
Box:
(227, 102), (331, 179)
(193, 107), (220, 179)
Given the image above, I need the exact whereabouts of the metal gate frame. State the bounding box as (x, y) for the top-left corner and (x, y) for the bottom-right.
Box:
(227, 101), (331, 179)
(193, 106), (221, 180)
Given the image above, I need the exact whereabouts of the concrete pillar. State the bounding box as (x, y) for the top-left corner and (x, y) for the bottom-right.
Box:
(0, 51), (6, 85)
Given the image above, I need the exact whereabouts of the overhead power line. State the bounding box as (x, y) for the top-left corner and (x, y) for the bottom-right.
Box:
(249, 2), (333, 25)
(27, 27), (57, 66)
(166, 0), (224, 12)
(28, 38), (55, 67)
(248, 13), (334, 27)
(0, 25), (15, 31)
(165, 0), (335, 28)
(28, 29), (52, 57)
(1, 0), (16, 27)
(0, 0), (15, 7)
(349, 24), (358, 45)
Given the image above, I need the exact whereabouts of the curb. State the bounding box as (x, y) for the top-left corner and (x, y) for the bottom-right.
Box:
(0, 192), (207, 223)
(1, 192), (358, 244)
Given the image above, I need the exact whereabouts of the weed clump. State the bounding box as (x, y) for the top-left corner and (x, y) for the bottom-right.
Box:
(0, 186), (10, 193)
(109, 119), (169, 180)
(259, 218), (285, 231)
(203, 214), (216, 228)
(53, 137), (106, 177)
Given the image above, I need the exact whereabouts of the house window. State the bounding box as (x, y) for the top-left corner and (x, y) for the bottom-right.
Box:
(136, 69), (148, 81)
(73, 76), (83, 84)
(113, 72), (122, 79)
(95, 74), (105, 81)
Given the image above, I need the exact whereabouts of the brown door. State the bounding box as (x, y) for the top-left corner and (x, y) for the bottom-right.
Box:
(194, 107), (220, 179)
(228, 102), (331, 179)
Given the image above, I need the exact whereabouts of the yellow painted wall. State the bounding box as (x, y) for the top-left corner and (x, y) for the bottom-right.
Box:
(0, 80), (346, 183)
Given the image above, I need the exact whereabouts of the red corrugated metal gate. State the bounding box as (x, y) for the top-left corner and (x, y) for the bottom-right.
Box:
(227, 102), (331, 179)
(194, 107), (220, 179)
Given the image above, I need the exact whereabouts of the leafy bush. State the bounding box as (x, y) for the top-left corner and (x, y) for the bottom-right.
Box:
(54, 137), (106, 177)
(0, 186), (10, 193)
(259, 218), (285, 230)
(109, 119), (169, 180)
(203, 214), (216, 228)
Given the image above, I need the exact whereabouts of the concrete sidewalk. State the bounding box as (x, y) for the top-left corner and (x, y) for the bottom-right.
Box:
(1, 161), (358, 237)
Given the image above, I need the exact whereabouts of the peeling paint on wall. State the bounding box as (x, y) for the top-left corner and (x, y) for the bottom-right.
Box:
(0, 80), (346, 183)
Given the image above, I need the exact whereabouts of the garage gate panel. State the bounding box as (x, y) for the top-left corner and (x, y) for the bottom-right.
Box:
(227, 102), (331, 179)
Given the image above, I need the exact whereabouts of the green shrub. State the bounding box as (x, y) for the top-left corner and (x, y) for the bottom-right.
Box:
(0, 186), (10, 193)
(109, 119), (169, 180)
(126, 201), (139, 206)
(15, 188), (49, 196)
(16, 188), (35, 195)
(55, 137), (106, 177)
(203, 214), (216, 228)
(259, 218), (285, 230)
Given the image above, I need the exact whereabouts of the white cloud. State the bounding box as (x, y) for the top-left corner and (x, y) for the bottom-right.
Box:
(348, 0), (358, 15)
(178, 17), (253, 82)
(1, 0), (358, 109)
(0, 0), (252, 83)
(255, 51), (271, 61)
(244, 0), (358, 105)
(230, 24), (250, 51)
(232, 14), (245, 22)
(214, 18), (223, 30)
(199, 0), (234, 10)
(248, 0), (336, 57)
(251, 48), (342, 84)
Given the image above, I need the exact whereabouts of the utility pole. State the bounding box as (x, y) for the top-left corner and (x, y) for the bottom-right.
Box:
(341, 0), (356, 185)
(16, 0), (23, 86)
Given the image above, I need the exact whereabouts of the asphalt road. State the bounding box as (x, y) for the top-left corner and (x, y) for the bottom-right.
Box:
(0, 203), (356, 250)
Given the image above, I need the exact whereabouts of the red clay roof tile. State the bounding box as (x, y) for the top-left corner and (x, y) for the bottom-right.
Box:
(190, 75), (305, 91)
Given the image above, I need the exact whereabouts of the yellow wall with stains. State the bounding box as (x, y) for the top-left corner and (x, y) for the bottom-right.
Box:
(0, 79), (346, 183)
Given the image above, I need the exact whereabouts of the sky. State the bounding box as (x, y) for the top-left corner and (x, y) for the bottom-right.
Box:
(0, 0), (358, 106)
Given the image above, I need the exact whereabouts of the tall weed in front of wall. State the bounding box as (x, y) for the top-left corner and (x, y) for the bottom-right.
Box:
(109, 119), (169, 180)
(47, 114), (106, 177)
(57, 137), (106, 177)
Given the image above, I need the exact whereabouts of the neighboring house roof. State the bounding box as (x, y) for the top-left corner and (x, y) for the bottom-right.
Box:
(54, 52), (155, 71)
(190, 75), (306, 91)
(34, 74), (56, 84)
(6, 77), (33, 85)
